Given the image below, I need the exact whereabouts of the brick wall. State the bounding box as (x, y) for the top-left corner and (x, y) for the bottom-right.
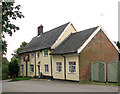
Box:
(79, 29), (119, 81)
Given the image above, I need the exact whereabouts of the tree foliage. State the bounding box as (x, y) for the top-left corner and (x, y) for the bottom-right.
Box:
(1, 2), (24, 55)
(12, 41), (27, 58)
(8, 41), (27, 78)
(116, 41), (120, 49)
(9, 57), (19, 78)
(2, 57), (9, 79)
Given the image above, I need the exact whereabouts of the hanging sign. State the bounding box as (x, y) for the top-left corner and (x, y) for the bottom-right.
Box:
(24, 55), (29, 61)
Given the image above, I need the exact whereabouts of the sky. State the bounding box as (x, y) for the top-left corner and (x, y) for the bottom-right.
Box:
(5, 0), (119, 61)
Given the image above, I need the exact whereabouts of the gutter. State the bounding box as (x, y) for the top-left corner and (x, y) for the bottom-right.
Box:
(50, 51), (77, 55)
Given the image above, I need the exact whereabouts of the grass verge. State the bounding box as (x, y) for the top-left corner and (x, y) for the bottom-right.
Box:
(10, 77), (33, 82)
(79, 81), (119, 86)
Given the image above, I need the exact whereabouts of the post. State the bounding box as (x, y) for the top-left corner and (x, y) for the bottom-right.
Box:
(24, 55), (29, 77)
(106, 62), (107, 82)
(26, 61), (28, 77)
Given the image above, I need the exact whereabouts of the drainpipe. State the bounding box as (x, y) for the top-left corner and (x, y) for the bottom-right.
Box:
(78, 54), (80, 81)
(34, 52), (36, 77)
(62, 55), (66, 80)
(50, 55), (53, 79)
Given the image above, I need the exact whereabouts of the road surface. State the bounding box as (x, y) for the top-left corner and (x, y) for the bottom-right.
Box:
(2, 79), (119, 92)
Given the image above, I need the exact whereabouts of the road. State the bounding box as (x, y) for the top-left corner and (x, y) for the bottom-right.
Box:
(2, 79), (119, 92)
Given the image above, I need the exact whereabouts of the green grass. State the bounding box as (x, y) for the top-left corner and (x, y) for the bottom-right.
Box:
(10, 77), (33, 82)
(79, 81), (119, 86)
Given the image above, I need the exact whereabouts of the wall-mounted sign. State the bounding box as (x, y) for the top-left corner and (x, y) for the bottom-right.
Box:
(24, 55), (29, 61)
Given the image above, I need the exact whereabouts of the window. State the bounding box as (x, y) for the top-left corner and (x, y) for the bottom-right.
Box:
(30, 65), (34, 73)
(31, 53), (34, 58)
(21, 65), (24, 72)
(44, 49), (48, 56)
(37, 52), (40, 58)
(56, 62), (62, 72)
(45, 64), (49, 73)
(69, 62), (76, 73)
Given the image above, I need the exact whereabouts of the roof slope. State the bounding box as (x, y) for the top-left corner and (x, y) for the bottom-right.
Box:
(20, 22), (70, 54)
(50, 26), (98, 55)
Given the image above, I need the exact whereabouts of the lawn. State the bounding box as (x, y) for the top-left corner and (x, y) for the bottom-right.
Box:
(10, 77), (33, 82)
(79, 81), (119, 86)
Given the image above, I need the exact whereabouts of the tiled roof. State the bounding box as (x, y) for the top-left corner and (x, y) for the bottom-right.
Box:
(20, 22), (70, 54)
(50, 26), (98, 55)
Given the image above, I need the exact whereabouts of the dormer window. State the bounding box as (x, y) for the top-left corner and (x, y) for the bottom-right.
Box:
(44, 49), (48, 56)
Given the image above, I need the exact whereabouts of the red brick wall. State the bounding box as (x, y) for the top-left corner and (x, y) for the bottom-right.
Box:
(79, 30), (119, 81)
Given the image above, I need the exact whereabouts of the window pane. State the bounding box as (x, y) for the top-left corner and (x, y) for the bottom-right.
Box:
(31, 53), (34, 58)
(44, 49), (48, 56)
(69, 62), (76, 73)
(56, 62), (62, 72)
(21, 65), (24, 71)
(45, 65), (49, 73)
(37, 52), (39, 58)
(30, 65), (34, 72)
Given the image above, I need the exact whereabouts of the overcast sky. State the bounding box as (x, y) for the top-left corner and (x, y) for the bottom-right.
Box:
(5, 0), (119, 61)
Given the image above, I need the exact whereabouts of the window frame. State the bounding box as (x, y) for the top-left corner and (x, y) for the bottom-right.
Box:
(21, 65), (24, 72)
(30, 64), (34, 73)
(44, 49), (48, 56)
(68, 62), (76, 73)
(31, 53), (34, 59)
(37, 52), (40, 58)
(44, 64), (49, 73)
(56, 62), (62, 73)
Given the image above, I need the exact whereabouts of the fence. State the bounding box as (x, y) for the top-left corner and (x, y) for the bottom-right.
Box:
(89, 61), (120, 82)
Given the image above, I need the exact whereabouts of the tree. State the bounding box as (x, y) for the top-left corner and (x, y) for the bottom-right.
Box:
(9, 57), (19, 78)
(2, 57), (9, 79)
(1, 2), (24, 55)
(8, 41), (27, 78)
(12, 41), (27, 58)
(116, 41), (120, 49)
(115, 41), (120, 61)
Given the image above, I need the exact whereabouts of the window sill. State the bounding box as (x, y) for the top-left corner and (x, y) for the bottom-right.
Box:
(68, 72), (76, 74)
(30, 72), (34, 73)
(45, 72), (49, 73)
(56, 71), (62, 73)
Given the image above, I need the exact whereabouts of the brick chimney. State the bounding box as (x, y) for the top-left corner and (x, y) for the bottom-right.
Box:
(38, 24), (43, 36)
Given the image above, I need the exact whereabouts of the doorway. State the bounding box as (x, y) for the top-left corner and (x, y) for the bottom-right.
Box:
(38, 65), (40, 76)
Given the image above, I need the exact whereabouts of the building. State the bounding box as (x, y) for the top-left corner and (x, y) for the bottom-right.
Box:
(19, 22), (77, 78)
(19, 22), (119, 81)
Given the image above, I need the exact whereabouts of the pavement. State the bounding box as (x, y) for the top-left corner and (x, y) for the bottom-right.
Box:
(2, 79), (119, 92)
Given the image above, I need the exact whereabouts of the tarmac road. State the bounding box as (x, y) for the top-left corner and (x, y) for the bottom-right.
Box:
(2, 79), (119, 92)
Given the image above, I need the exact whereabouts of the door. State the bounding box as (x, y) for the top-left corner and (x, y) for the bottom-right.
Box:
(38, 65), (40, 76)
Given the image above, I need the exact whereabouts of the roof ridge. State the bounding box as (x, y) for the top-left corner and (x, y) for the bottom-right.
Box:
(42, 22), (70, 34)
(75, 26), (99, 34)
